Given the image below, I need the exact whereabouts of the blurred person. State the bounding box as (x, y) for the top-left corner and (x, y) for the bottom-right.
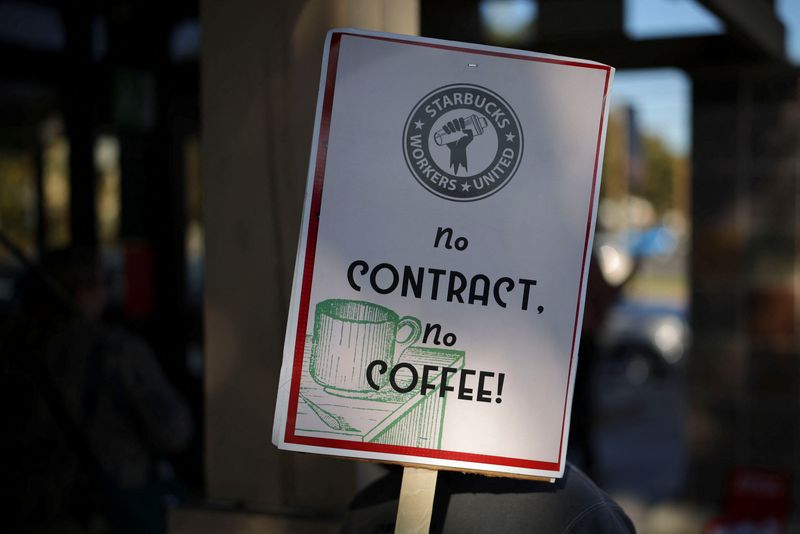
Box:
(343, 463), (635, 533)
(568, 250), (637, 477)
(342, 252), (638, 533)
(0, 247), (193, 534)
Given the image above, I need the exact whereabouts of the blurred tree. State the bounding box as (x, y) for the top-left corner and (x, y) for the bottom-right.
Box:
(600, 110), (628, 201)
(642, 133), (677, 215)
(601, 107), (688, 218)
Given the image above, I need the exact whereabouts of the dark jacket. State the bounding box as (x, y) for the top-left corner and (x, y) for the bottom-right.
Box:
(342, 462), (635, 533)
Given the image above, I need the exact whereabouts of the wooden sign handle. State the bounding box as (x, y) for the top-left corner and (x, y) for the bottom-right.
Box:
(395, 466), (439, 533)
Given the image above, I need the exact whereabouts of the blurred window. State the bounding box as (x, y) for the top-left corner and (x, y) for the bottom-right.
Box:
(0, 150), (36, 261)
(625, 0), (723, 39)
(43, 133), (71, 250)
(592, 68), (692, 503)
(95, 135), (120, 246)
(184, 134), (203, 378)
(170, 19), (201, 62)
(777, 0), (800, 64)
(611, 69), (690, 160)
(92, 16), (108, 61)
(479, 0), (537, 45)
(184, 135), (202, 304)
(0, 0), (64, 51)
(599, 69), (691, 307)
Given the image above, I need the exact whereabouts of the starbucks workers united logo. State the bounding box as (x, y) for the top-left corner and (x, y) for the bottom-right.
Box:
(403, 84), (523, 201)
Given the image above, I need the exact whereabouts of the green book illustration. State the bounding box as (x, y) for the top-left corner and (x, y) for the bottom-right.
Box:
(296, 299), (465, 449)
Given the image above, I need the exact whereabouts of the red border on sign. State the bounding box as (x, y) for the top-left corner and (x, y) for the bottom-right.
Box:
(284, 31), (612, 474)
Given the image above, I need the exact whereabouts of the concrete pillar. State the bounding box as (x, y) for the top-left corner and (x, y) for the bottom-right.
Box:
(201, 0), (418, 513)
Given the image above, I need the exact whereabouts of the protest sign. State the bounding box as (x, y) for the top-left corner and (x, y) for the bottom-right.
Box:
(273, 28), (614, 480)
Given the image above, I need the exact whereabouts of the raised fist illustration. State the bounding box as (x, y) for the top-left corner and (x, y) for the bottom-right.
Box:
(441, 117), (474, 174)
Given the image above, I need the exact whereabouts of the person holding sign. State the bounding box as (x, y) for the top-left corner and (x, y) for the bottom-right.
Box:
(342, 463), (635, 533)
(272, 28), (624, 532)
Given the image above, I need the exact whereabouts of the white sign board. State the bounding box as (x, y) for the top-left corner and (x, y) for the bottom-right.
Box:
(273, 29), (613, 479)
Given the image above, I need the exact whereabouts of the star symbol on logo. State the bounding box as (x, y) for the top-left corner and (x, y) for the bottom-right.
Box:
(461, 182), (472, 191)
(505, 132), (516, 142)
(414, 120), (424, 130)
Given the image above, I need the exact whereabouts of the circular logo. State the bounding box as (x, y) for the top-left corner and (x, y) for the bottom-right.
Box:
(403, 84), (523, 201)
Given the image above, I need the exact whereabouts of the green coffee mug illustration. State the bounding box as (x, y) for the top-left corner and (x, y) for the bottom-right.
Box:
(310, 299), (422, 396)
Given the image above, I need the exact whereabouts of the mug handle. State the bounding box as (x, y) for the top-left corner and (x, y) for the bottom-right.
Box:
(395, 315), (422, 360)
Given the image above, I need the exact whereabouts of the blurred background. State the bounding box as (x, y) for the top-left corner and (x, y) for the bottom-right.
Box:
(0, 0), (798, 532)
